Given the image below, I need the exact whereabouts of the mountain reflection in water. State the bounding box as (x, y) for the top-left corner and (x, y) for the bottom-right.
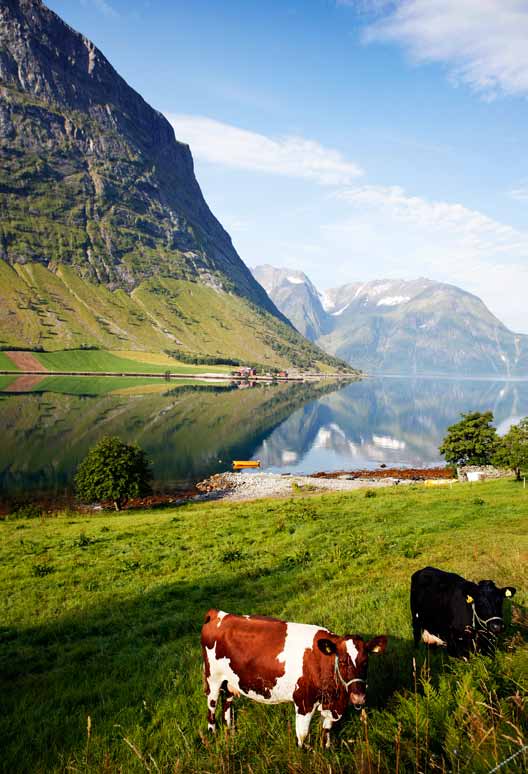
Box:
(1, 376), (527, 500)
(254, 377), (528, 473)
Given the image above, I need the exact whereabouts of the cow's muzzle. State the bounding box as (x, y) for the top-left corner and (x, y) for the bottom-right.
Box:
(350, 693), (366, 710)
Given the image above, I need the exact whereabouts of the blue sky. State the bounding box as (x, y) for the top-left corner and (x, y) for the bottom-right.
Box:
(47, 0), (528, 332)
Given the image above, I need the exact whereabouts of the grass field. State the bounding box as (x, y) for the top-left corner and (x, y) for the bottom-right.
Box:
(0, 352), (20, 371)
(32, 350), (232, 375)
(1, 480), (527, 773)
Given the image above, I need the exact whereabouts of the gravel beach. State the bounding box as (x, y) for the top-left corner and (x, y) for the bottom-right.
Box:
(196, 471), (419, 501)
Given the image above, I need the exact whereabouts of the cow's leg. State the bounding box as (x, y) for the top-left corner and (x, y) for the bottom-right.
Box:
(319, 708), (339, 749)
(205, 675), (223, 733)
(294, 705), (316, 748)
(412, 613), (421, 647)
(221, 685), (234, 729)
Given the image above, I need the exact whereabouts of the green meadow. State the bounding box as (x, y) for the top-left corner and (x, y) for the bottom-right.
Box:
(0, 352), (20, 371)
(32, 350), (232, 375)
(1, 480), (527, 773)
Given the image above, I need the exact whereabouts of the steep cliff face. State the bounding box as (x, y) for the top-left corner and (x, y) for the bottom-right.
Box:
(0, 0), (277, 308)
(0, 0), (355, 370)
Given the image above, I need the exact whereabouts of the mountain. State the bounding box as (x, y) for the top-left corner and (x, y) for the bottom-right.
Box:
(251, 265), (327, 340)
(0, 0), (351, 372)
(253, 267), (528, 377)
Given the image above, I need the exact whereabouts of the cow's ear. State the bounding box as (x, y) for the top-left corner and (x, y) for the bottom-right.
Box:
(502, 587), (516, 598)
(463, 582), (476, 604)
(366, 635), (387, 654)
(317, 638), (337, 656)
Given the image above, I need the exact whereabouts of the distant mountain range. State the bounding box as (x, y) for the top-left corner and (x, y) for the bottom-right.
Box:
(252, 266), (528, 377)
(0, 0), (349, 373)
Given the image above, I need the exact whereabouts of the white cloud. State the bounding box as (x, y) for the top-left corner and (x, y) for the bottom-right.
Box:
(323, 185), (528, 332)
(509, 185), (528, 202)
(364, 0), (528, 98)
(166, 114), (363, 186)
(336, 185), (527, 253)
(81, 0), (118, 18)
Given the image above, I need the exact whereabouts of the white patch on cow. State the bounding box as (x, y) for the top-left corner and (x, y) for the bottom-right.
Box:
(295, 707), (316, 747)
(262, 622), (328, 703)
(320, 706), (340, 727)
(345, 639), (358, 666)
(422, 630), (447, 647)
(216, 611), (227, 627)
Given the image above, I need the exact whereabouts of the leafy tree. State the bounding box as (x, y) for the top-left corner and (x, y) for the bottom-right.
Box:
(75, 436), (152, 510)
(439, 411), (499, 466)
(493, 417), (528, 481)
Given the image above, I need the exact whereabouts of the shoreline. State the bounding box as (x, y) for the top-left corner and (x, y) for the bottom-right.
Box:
(0, 467), (457, 514)
(0, 369), (357, 382)
(194, 467), (457, 502)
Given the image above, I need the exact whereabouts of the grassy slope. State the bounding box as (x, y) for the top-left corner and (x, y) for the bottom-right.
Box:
(1, 480), (526, 773)
(32, 350), (230, 375)
(0, 261), (352, 372)
(0, 352), (19, 371)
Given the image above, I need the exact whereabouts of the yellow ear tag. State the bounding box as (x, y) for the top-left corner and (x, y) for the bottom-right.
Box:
(505, 589), (512, 597)
(466, 595), (474, 604)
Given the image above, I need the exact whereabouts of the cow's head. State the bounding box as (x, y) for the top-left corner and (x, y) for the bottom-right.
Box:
(465, 580), (516, 637)
(317, 634), (388, 709)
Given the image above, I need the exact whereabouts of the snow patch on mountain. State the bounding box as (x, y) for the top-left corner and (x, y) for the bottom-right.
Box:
(377, 296), (411, 306)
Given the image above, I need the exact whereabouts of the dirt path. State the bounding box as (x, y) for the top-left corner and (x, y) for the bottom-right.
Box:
(4, 351), (47, 371)
(5, 374), (47, 392)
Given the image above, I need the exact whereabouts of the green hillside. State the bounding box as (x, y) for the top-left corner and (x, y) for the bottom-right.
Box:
(1, 479), (526, 772)
(0, 261), (352, 371)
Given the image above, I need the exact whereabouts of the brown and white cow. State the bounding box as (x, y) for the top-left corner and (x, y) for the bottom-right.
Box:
(201, 609), (387, 747)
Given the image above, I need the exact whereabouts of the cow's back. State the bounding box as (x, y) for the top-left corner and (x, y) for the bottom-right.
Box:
(201, 610), (327, 704)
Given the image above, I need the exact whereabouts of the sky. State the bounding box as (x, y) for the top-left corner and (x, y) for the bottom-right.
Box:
(46, 0), (528, 333)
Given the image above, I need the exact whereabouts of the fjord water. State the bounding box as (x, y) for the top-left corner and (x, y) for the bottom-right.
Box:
(1, 376), (527, 500)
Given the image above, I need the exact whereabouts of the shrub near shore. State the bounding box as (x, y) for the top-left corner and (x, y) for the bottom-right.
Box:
(1, 480), (527, 773)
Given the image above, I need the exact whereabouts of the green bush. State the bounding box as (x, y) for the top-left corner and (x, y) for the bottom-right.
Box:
(439, 411), (499, 466)
(493, 417), (528, 481)
(75, 436), (152, 510)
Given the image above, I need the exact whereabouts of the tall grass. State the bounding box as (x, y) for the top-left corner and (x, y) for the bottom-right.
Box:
(0, 480), (526, 772)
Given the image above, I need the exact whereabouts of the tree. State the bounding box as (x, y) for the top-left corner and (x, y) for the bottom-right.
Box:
(493, 417), (528, 481)
(439, 411), (499, 467)
(75, 436), (152, 510)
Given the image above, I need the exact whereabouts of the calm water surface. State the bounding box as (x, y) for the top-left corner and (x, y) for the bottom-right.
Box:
(1, 375), (527, 500)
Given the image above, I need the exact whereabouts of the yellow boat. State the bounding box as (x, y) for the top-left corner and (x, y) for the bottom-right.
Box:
(232, 460), (261, 469)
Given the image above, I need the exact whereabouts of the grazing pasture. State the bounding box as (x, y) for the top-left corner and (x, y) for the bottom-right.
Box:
(1, 480), (527, 773)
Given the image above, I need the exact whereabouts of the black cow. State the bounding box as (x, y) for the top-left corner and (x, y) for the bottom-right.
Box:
(411, 566), (516, 656)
